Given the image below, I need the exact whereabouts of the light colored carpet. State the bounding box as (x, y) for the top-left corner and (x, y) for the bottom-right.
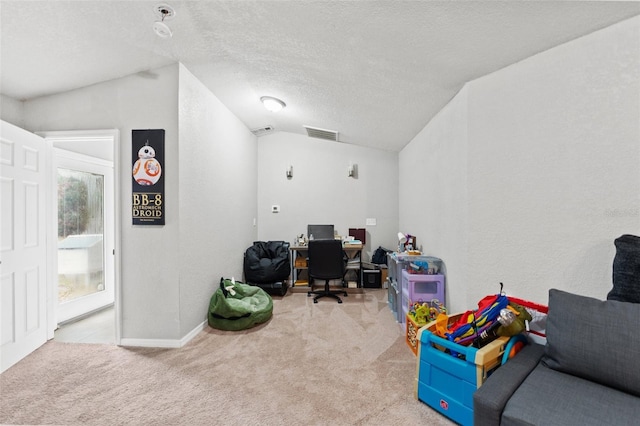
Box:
(0, 289), (455, 425)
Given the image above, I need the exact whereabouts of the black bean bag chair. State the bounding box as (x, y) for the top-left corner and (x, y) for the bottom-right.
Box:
(243, 241), (291, 296)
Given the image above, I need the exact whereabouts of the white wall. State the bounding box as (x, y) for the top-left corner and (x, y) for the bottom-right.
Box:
(401, 16), (640, 311)
(177, 64), (258, 336)
(400, 88), (469, 313)
(466, 16), (640, 305)
(256, 131), (399, 260)
(22, 63), (259, 342)
(24, 64), (182, 340)
(0, 94), (25, 129)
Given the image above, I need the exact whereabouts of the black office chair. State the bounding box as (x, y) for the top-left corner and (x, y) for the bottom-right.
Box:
(307, 239), (348, 303)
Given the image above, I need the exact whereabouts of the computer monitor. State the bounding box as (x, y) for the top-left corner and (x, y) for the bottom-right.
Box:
(307, 224), (335, 240)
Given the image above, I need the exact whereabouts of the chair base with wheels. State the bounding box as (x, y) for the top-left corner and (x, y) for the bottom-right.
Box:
(307, 278), (348, 303)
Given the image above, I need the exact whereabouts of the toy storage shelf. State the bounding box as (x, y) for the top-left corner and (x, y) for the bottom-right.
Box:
(386, 253), (444, 326)
(401, 270), (445, 321)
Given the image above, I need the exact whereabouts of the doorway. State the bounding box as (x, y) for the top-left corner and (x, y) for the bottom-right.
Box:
(54, 306), (115, 344)
(41, 130), (120, 344)
(54, 150), (114, 323)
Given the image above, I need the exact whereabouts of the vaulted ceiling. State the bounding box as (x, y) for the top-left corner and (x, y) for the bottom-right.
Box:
(1, 1), (638, 151)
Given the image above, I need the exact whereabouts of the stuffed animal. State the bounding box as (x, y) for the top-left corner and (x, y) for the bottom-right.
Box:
(497, 302), (532, 337)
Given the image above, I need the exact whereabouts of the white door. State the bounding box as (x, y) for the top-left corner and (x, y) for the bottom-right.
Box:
(0, 120), (48, 373)
(55, 149), (114, 323)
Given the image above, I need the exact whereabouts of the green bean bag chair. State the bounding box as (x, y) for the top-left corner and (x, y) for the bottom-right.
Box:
(208, 277), (273, 331)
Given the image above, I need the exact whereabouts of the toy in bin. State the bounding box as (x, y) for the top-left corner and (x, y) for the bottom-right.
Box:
(434, 285), (539, 352)
(407, 260), (429, 274)
(409, 299), (446, 324)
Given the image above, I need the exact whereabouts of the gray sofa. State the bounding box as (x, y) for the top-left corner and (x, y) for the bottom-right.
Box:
(474, 288), (640, 425)
(475, 234), (640, 425)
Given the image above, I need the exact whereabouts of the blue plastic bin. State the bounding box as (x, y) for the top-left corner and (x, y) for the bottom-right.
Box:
(415, 316), (509, 426)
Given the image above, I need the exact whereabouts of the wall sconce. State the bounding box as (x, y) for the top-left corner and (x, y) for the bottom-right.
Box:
(347, 162), (357, 178)
(286, 164), (293, 179)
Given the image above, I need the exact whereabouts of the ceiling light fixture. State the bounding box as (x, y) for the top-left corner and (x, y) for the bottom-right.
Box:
(260, 96), (286, 113)
(153, 4), (176, 38)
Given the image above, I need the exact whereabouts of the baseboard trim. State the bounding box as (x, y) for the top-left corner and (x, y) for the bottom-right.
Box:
(119, 320), (207, 348)
(180, 320), (207, 346)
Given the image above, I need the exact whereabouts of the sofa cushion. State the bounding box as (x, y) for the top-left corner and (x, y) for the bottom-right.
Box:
(542, 289), (640, 397)
(502, 363), (640, 426)
(607, 234), (640, 303)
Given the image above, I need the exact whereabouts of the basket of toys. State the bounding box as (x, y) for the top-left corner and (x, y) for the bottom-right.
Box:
(406, 298), (446, 355)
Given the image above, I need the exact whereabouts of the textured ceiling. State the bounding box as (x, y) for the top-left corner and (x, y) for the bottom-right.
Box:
(1, 1), (639, 151)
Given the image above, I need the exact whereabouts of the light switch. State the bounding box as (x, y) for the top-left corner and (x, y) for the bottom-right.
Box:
(366, 218), (376, 226)
(272, 205), (280, 213)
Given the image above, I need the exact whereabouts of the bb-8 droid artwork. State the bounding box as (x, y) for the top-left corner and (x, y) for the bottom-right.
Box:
(132, 144), (162, 185)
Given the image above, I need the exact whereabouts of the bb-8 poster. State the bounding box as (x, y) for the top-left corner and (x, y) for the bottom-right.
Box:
(132, 129), (165, 225)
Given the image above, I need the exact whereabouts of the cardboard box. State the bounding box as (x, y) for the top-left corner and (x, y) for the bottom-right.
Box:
(380, 266), (388, 285)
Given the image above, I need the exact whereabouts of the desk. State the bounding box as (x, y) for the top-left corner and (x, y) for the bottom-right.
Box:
(290, 244), (363, 288)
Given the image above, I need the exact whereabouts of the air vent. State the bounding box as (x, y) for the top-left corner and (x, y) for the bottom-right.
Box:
(251, 125), (275, 137)
(303, 125), (339, 141)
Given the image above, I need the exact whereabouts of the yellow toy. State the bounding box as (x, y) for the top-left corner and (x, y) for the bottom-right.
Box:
(409, 299), (447, 325)
(414, 303), (431, 324)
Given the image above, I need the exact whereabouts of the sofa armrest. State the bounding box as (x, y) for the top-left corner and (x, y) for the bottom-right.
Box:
(473, 343), (544, 426)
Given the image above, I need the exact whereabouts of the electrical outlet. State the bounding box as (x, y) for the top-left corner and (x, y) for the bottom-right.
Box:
(366, 218), (376, 226)
(272, 205), (280, 213)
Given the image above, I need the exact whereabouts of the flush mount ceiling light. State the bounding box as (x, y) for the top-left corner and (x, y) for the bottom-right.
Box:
(260, 96), (286, 113)
(153, 21), (172, 38)
(153, 4), (176, 38)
